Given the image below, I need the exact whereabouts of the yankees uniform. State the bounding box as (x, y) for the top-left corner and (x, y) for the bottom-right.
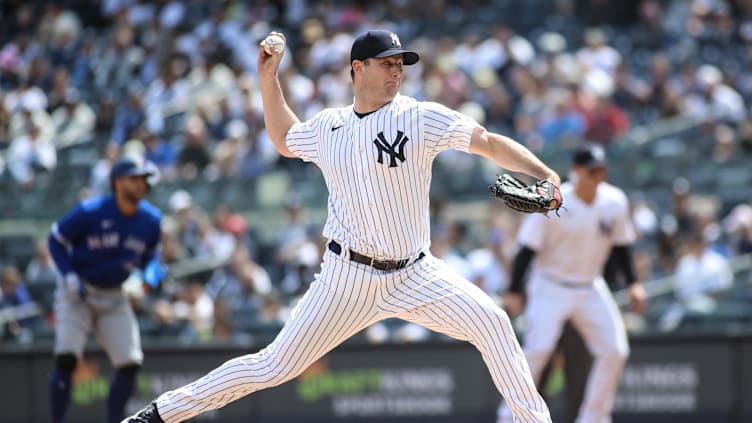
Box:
(125, 30), (553, 423)
(498, 145), (640, 423)
(49, 156), (162, 423)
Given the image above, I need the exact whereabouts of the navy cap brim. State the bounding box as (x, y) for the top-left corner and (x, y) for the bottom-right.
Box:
(372, 49), (420, 65)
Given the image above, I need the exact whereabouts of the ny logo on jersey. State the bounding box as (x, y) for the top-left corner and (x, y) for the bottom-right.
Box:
(373, 130), (409, 167)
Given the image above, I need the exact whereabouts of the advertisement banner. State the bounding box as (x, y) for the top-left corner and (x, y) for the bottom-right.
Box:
(613, 340), (736, 423)
(3, 353), (32, 423)
(2, 336), (750, 422)
(253, 343), (497, 422)
(742, 340), (752, 422)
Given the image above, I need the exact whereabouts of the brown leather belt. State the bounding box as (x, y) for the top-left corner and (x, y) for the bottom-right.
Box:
(327, 240), (425, 271)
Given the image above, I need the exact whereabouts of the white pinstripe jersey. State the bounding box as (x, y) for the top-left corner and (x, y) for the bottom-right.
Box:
(287, 93), (479, 259)
(518, 181), (636, 282)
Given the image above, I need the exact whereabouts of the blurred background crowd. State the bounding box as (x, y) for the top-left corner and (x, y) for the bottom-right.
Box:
(1, 0), (751, 347)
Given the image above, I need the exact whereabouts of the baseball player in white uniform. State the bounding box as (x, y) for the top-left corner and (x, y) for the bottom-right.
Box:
(497, 144), (646, 423)
(124, 29), (561, 423)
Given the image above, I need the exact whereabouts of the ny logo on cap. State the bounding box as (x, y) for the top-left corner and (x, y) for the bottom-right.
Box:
(391, 33), (401, 47)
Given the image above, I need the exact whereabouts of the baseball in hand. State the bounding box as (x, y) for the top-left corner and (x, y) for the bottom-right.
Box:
(261, 34), (285, 55)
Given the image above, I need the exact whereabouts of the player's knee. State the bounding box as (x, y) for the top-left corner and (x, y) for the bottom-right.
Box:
(115, 363), (141, 378)
(524, 344), (554, 368)
(55, 353), (78, 372)
(595, 344), (629, 364)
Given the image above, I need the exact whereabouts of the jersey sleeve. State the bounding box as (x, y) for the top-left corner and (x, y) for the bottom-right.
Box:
(421, 101), (479, 155)
(612, 189), (637, 245)
(51, 204), (89, 248)
(286, 110), (327, 164)
(48, 204), (89, 276)
(516, 213), (547, 251)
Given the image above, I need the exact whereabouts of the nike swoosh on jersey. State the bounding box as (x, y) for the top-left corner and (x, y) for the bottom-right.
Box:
(331, 125), (344, 131)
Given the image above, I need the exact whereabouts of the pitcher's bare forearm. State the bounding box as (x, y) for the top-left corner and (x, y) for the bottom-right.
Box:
(257, 31), (299, 158)
(259, 75), (299, 158)
(470, 128), (560, 185)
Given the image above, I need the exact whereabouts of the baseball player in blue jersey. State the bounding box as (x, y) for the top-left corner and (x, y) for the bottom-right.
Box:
(48, 155), (163, 423)
(124, 29), (560, 423)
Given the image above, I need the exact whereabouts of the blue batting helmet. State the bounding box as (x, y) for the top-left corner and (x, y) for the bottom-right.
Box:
(110, 155), (158, 189)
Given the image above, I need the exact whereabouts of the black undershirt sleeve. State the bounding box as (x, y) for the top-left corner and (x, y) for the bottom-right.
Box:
(610, 245), (637, 286)
(508, 246), (536, 294)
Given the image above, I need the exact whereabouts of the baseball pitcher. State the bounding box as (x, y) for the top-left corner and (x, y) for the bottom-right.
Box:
(124, 29), (561, 423)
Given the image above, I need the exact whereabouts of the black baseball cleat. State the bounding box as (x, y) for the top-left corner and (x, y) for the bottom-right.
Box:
(121, 402), (164, 423)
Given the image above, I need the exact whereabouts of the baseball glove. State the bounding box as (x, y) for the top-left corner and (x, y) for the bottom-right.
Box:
(490, 174), (563, 216)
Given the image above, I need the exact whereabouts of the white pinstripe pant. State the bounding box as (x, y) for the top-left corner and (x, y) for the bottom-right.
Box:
(155, 250), (551, 422)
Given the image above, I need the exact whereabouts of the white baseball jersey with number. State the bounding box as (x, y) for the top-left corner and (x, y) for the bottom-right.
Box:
(499, 181), (634, 423)
(151, 93), (551, 422)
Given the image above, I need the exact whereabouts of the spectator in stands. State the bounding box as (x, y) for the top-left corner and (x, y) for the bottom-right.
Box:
(7, 120), (57, 188)
(168, 189), (205, 257)
(683, 64), (746, 124)
(93, 23), (142, 94)
(0, 102), (11, 146)
(176, 114), (212, 179)
(430, 223), (473, 280)
(89, 142), (120, 197)
(37, 3), (82, 69)
(111, 84), (146, 145)
(723, 203), (752, 256)
(659, 230), (733, 331)
(257, 290), (287, 325)
(0, 42), (22, 92)
(536, 89), (586, 147)
(274, 194), (313, 274)
(676, 230), (733, 300)
(3, 75), (48, 113)
(191, 216), (235, 260)
(213, 118), (249, 178)
(576, 27), (622, 76)
(576, 73), (631, 144)
(139, 126), (177, 177)
(159, 231), (186, 265)
(467, 227), (512, 299)
(642, 53), (683, 119)
(8, 98), (55, 142)
(25, 239), (60, 286)
(220, 211), (255, 258)
(143, 53), (191, 134)
(0, 265), (39, 342)
(50, 87), (96, 148)
(172, 278), (214, 342)
(205, 245), (272, 329)
(203, 97), (236, 142)
(92, 90), (118, 142)
(279, 240), (319, 299)
(630, 0), (671, 51)
(45, 67), (73, 113)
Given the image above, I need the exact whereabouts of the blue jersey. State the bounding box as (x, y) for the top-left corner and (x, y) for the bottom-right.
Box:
(48, 195), (162, 288)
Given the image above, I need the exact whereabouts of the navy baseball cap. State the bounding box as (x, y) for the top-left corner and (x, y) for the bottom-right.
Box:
(350, 30), (420, 65)
(572, 144), (607, 167)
